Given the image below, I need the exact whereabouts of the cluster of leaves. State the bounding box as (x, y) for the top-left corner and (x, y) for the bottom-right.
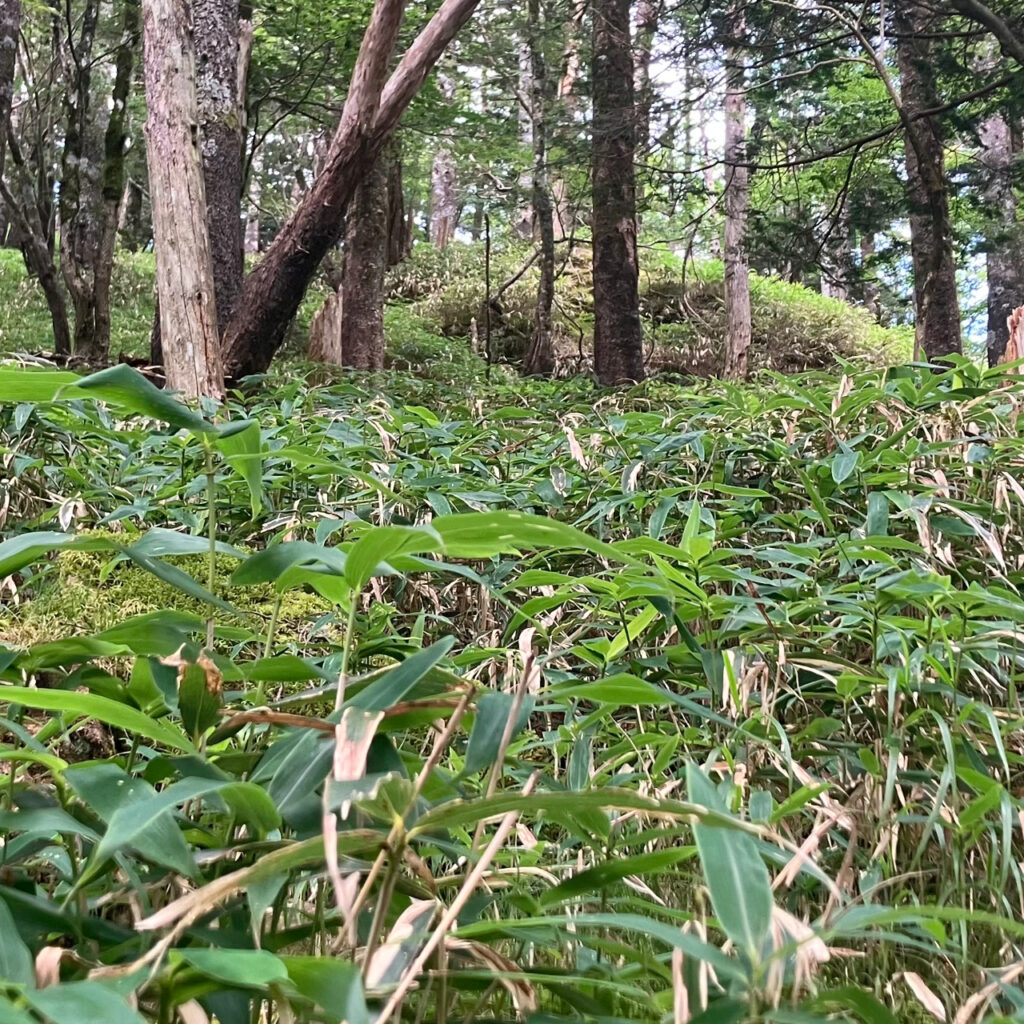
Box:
(0, 359), (1022, 1023)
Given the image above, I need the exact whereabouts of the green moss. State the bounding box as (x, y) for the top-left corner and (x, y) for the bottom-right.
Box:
(0, 540), (338, 652)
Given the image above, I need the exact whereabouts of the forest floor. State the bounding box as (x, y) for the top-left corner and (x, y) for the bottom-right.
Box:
(0, 352), (1021, 1020)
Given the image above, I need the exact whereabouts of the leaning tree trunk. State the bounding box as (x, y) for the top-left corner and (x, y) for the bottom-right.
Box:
(895, 2), (962, 361)
(143, 0), (224, 398)
(591, 0), (644, 385)
(221, 0), (483, 380)
(195, 0), (244, 334)
(722, 0), (751, 380)
(340, 145), (391, 370)
(523, 0), (554, 376)
(978, 111), (1024, 366)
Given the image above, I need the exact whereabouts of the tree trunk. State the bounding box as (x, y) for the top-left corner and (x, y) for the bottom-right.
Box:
(340, 146), (390, 370)
(95, 0), (141, 360)
(428, 71), (458, 249)
(633, 0), (659, 158)
(58, 0), (104, 361)
(143, 0), (224, 398)
(895, 2), (962, 360)
(195, 0), (243, 334)
(591, 0), (643, 385)
(309, 288), (343, 363)
(722, 0), (751, 380)
(978, 111), (1024, 366)
(221, 0), (482, 380)
(860, 232), (880, 319)
(244, 144), (262, 253)
(0, 0), (19, 178)
(386, 145), (409, 265)
(523, 0), (554, 376)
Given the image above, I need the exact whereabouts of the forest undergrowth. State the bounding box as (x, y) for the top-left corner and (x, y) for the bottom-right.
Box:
(0, 357), (1021, 1023)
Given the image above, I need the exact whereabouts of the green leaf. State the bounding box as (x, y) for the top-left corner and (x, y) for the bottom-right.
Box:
(809, 987), (899, 1024)
(0, 686), (193, 752)
(462, 690), (535, 776)
(0, 368), (83, 402)
(25, 982), (147, 1024)
(230, 542), (347, 587)
(179, 662), (222, 739)
(0, 896), (34, 987)
(68, 365), (214, 433)
(550, 674), (672, 706)
(281, 957), (368, 1024)
(686, 762), (773, 961)
(345, 525), (442, 591)
(216, 421), (265, 516)
(175, 948), (289, 988)
(347, 637), (456, 712)
(432, 511), (636, 564)
(831, 449), (859, 485)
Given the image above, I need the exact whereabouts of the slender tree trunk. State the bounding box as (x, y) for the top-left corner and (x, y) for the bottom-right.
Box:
(340, 145), (391, 369)
(895, 2), (962, 360)
(244, 144), (262, 253)
(591, 0), (643, 385)
(143, 0), (224, 397)
(386, 146), (409, 265)
(0, 0), (19, 178)
(722, 1), (751, 379)
(860, 232), (880, 319)
(95, 0), (141, 359)
(523, 0), (554, 376)
(978, 111), (1024, 366)
(633, 0), (659, 158)
(58, 0), (103, 360)
(429, 71), (458, 249)
(195, 0), (243, 334)
(221, 0), (482, 380)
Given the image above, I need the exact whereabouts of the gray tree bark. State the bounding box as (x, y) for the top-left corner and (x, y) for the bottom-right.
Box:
(143, 0), (224, 398)
(428, 71), (458, 249)
(195, 0), (244, 334)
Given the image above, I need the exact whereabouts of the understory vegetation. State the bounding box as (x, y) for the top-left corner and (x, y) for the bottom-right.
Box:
(0, 356), (1021, 1022)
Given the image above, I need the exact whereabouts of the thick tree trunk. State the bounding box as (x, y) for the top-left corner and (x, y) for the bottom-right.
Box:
(195, 0), (244, 334)
(221, 0), (482, 380)
(722, 1), (751, 380)
(895, 2), (962, 360)
(143, 0), (224, 398)
(340, 146), (390, 369)
(978, 111), (1024, 366)
(428, 71), (458, 249)
(523, 0), (554, 376)
(591, 0), (643, 385)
